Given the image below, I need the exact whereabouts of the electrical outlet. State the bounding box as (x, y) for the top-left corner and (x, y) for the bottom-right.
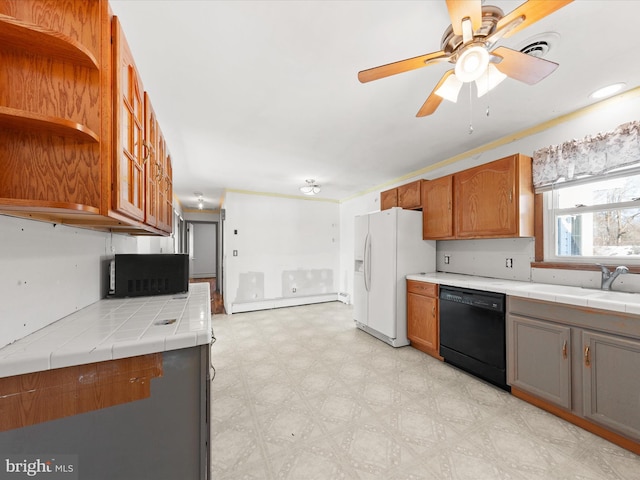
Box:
(292, 287), (296, 293)
(444, 255), (450, 265)
(505, 258), (513, 268)
(233, 250), (238, 256)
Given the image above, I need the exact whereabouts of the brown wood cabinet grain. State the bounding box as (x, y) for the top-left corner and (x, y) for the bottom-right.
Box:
(144, 93), (160, 228)
(381, 180), (423, 211)
(0, 354), (162, 432)
(406, 280), (442, 359)
(380, 188), (398, 210)
(112, 17), (146, 222)
(398, 180), (422, 209)
(0, 0), (104, 213)
(454, 153), (534, 238)
(0, 2), (172, 235)
(422, 175), (454, 239)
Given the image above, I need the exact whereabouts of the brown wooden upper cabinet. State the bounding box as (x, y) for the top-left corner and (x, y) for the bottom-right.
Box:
(0, 0), (105, 216)
(143, 94), (172, 234)
(0, 2), (172, 235)
(113, 17), (146, 222)
(454, 154), (533, 238)
(381, 180), (423, 211)
(422, 175), (454, 239)
(422, 154), (533, 240)
(380, 187), (398, 210)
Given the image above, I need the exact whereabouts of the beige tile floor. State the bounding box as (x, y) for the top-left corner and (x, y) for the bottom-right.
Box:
(210, 302), (639, 479)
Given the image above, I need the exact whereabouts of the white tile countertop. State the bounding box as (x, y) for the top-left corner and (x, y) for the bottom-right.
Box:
(407, 272), (640, 316)
(0, 282), (212, 378)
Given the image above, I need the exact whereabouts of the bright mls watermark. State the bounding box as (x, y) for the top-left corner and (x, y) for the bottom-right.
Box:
(1, 455), (78, 479)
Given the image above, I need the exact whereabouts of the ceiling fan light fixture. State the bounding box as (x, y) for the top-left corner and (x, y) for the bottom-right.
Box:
(475, 63), (507, 97)
(435, 73), (463, 103)
(454, 45), (490, 83)
(300, 179), (321, 196)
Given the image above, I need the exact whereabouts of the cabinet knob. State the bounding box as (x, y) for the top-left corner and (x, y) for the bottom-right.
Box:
(562, 340), (567, 359)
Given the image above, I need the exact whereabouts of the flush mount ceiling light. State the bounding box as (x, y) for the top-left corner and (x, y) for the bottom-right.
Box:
(589, 82), (626, 99)
(299, 179), (321, 196)
(194, 192), (204, 209)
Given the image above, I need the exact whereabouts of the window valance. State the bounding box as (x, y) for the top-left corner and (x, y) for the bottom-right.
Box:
(532, 120), (640, 189)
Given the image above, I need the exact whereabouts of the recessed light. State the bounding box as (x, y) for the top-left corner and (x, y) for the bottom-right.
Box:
(589, 83), (626, 99)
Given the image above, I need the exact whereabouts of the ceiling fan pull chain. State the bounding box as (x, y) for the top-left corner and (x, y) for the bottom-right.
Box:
(468, 84), (474, 135)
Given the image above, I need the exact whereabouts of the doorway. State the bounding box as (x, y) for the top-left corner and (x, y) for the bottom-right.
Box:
(187, 221), (224, 313)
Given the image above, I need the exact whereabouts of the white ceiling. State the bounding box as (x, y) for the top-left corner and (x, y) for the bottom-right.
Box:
(109, 0), (640, 210)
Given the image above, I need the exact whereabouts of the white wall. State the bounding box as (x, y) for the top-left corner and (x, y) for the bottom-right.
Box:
(0, 215), (163, 348)
(222, 192), (339, 313)
(338, 91), (640, 299)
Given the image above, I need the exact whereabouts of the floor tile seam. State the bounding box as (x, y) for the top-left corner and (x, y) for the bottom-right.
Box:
(308, 410), (430, 468)
(460, 419), (588, 474)
(384, 454), (449, 480)
(298, 429), (410, 480)
(259, 430), (365, 479)
(223, 350), (282, 480)
(240, 386), (280, 480)
(501, 416), (607, 457)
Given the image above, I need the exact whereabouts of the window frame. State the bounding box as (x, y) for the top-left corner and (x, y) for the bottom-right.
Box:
(542, 175), (640, 265)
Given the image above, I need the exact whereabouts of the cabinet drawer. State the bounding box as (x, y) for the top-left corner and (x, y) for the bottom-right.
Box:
(407, 280), (438, 297)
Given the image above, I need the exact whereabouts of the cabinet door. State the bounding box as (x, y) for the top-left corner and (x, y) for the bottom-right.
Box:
(507, 315), (571, 409)
(380, 188), (398, 210)
(143, 93), (159, 227)
(112, 18), (145, 221)
(398, 180), (422, 209)
(455, 155), (518, 238)
(407, 291), (439, 357)
(160, 154), (173, 233)
(582, 331), (640, 441)
(422, 176), (454, 239)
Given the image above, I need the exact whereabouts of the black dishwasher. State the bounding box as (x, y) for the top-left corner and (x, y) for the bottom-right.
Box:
(439, 286), (509, 391)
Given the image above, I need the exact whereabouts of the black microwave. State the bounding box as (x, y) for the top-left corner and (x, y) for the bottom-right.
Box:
(109, 254), (189, 298)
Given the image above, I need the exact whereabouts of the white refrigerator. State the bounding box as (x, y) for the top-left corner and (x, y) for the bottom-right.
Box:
(354, 207), (435, 346)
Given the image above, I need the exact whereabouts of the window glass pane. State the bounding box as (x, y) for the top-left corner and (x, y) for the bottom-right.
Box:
(556, 174), (640, 208)
(556, 207), (640, 257)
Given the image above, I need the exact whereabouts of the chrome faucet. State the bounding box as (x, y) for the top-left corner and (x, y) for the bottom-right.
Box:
(597, 264), (629, 290)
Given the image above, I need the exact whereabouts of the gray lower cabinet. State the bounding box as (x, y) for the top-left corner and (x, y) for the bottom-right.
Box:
(0, 346), (210, 480)
(507, 315), (571, 409)
(582, 331), (640, 440)
(507, 296), (640, 446)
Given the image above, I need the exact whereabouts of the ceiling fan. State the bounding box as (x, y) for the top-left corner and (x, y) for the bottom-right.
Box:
(358, 0), (573, 117)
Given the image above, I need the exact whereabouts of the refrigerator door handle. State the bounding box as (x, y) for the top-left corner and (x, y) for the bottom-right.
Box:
(364, 233), (371, 292)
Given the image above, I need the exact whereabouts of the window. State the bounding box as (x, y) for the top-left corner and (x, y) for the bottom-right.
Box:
(545, 172), (640, 262)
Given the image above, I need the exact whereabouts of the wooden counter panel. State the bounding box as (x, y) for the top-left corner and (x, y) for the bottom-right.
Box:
(0, 353), (162, 432)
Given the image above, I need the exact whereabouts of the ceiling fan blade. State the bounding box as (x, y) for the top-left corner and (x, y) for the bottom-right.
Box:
(496, 0), (573, 39)
(491, 46), (558, 85)
(358, 51), (448, 83)
(446, 0), (482, 37)
(416, 70), (456, 117)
